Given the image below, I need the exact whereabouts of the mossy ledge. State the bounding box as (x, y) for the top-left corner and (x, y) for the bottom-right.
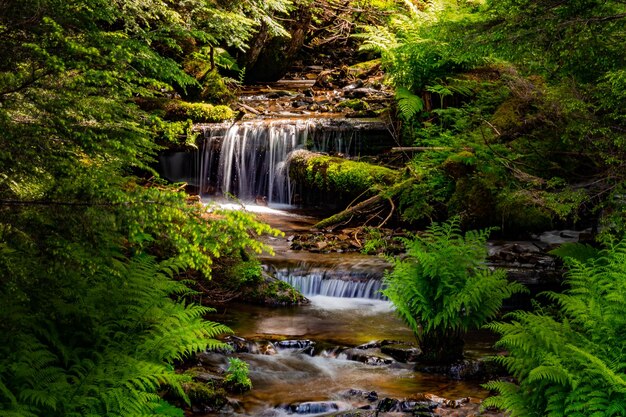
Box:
(289, 150), (399, 205)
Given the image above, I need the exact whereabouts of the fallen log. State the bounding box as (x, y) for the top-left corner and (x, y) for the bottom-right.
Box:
(314, 178), (415, 229)
(391, 146), (450, 152)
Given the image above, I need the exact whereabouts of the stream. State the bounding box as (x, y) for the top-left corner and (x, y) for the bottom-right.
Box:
(157, 80), (563, 416)
(193, 206), (498, 417)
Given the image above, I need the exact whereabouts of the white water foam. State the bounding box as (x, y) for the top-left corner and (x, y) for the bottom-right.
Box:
(308, 295), (393, 313)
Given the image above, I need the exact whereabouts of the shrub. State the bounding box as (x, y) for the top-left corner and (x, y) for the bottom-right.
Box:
(383, 218), (526, 363)
(223, 358), (252, 393)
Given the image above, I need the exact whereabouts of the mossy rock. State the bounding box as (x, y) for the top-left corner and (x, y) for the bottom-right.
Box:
(182, 380), (228, 411)
(289, 150), (399, 201)
(348, 59), (382, 79)
(337, 98), (369, 111)
(199, 70), (235, 104)
(442, 150), (477, 179)
(164, 100), (234, 123)
(243, 274), (308, 306)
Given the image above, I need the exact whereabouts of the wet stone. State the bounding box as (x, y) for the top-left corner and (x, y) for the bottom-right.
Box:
(380, 344), (421, 363)
(281, 401), (341, 414)
(343, 87), (378, 98)
(342, 348), (394, 366)
(275, 339), (315, 355)
(342, 389), (378, 402)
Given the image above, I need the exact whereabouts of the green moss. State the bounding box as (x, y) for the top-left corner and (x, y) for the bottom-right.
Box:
(337, 98), (370, 111)
(148, 116), (197, 148)
(165, 100), (234, 123)
(442, 150), (476, 178)
(348, 58), (382, 76)
(246, 278), (307, 305)
(182, 380), (227, 408)
(290, 152), (399, 198)
(200, 70), (235, 104)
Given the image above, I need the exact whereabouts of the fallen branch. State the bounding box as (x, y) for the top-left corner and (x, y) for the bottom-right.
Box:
(391, 146), (450, 152)
(314, 178), (414, 229)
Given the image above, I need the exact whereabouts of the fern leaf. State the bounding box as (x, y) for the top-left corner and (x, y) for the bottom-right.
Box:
(396, 87), (424, 121)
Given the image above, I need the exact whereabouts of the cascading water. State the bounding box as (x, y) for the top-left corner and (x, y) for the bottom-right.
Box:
(196, 118), (382, 204)
(274, 267), (386, 300)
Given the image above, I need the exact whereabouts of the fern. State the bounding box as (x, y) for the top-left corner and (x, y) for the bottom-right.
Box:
(485, 239), (626, 416)
(395, 87), (424, 121)
(0, 255), (230, 417)
(383, 218), (526, 363)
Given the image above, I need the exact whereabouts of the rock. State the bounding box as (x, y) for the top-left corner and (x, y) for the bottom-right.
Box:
(281, 401), (342, 414)
(376, 397), (437, 414)
(275, 339), (315, 355)
(343, 87), (378, 98)
(342, 389), (380, 403)
(266, 90), (298, 99)
(316, 241), (329, 250)
(344, 80), (364, 89)
(346, 110), (379, 118)
(417, 358), (490, 380)
(423, 393), (470, 408)
(337, 98), (369, 111)
(342, 348), (394, 366)
(380, 344), (422, 363)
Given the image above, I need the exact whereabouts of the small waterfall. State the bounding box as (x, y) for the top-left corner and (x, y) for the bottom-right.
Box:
(196, 119), (374, 204)
(275, 268), (386, 300)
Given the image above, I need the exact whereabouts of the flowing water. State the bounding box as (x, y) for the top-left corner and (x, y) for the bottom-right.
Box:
(159, 118), (392, 204)
(199, 207), (495, 416)
(204, 295), (494, 417)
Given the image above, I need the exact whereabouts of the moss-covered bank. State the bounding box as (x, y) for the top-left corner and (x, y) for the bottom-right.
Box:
(290, 150), (399, 206)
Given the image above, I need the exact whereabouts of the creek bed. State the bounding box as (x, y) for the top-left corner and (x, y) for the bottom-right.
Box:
(203, 296), (495, 416)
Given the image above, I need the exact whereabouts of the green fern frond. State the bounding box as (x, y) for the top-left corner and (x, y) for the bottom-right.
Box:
(396, 87), (424, 121)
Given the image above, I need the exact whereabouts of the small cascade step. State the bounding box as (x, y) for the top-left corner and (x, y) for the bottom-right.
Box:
(274, 267), (386, 300)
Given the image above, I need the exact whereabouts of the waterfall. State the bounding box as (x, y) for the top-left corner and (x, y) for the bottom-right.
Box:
(196, 119), (372, 205)
(275, 268), (386, 300)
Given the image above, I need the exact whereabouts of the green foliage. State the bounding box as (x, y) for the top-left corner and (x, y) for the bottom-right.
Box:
(149, 117), (198, 147)
(395, 87), (424, 121)
(289, 151), (399, 200)
(0, 1), (286, 415)
(383, 218), (526, 362)
(0, 255), (230, 416)
(223, 358), (252, 393)
(361, 227), (387, 255)
(165, 101), (235, 123)
(485, 239), (626, 416)
(355, 0), (626, 232)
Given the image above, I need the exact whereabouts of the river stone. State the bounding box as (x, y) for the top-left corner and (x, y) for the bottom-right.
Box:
(266, 90), (298, 99)
(342, 348), (394, 366)
(342, 389), (378, 402)
(376, 398), (437, 414)
(417, 358), (491, 380)
(281, 401), (341, 414)
(380, 344), (422, 363)
(343, 87), (378, 98)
